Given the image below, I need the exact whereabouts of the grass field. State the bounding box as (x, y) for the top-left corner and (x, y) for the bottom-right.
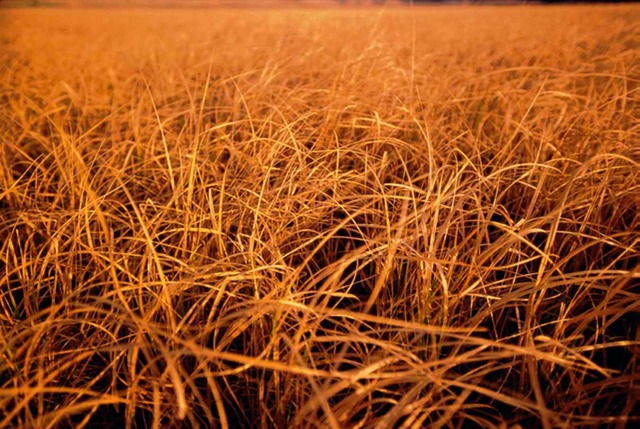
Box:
(1, 4), (639, 428)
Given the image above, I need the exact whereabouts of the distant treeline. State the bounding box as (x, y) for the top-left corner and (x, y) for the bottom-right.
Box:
(2, 0), (633, 7)
(399, 0), (628, 3)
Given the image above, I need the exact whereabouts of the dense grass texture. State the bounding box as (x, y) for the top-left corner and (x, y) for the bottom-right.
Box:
(1, 5), (639, 428)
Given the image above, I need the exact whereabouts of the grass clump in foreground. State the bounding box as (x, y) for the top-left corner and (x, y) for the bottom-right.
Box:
(0, 5), (639, 428)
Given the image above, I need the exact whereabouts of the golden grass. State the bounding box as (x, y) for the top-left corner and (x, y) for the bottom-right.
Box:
(1, 4), (639, 428)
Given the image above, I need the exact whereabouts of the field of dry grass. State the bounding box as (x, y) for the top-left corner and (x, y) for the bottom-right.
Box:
(1, 4), (639, 428)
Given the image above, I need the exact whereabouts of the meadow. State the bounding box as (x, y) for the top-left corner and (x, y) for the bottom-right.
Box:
(0, 4), (639, 428)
